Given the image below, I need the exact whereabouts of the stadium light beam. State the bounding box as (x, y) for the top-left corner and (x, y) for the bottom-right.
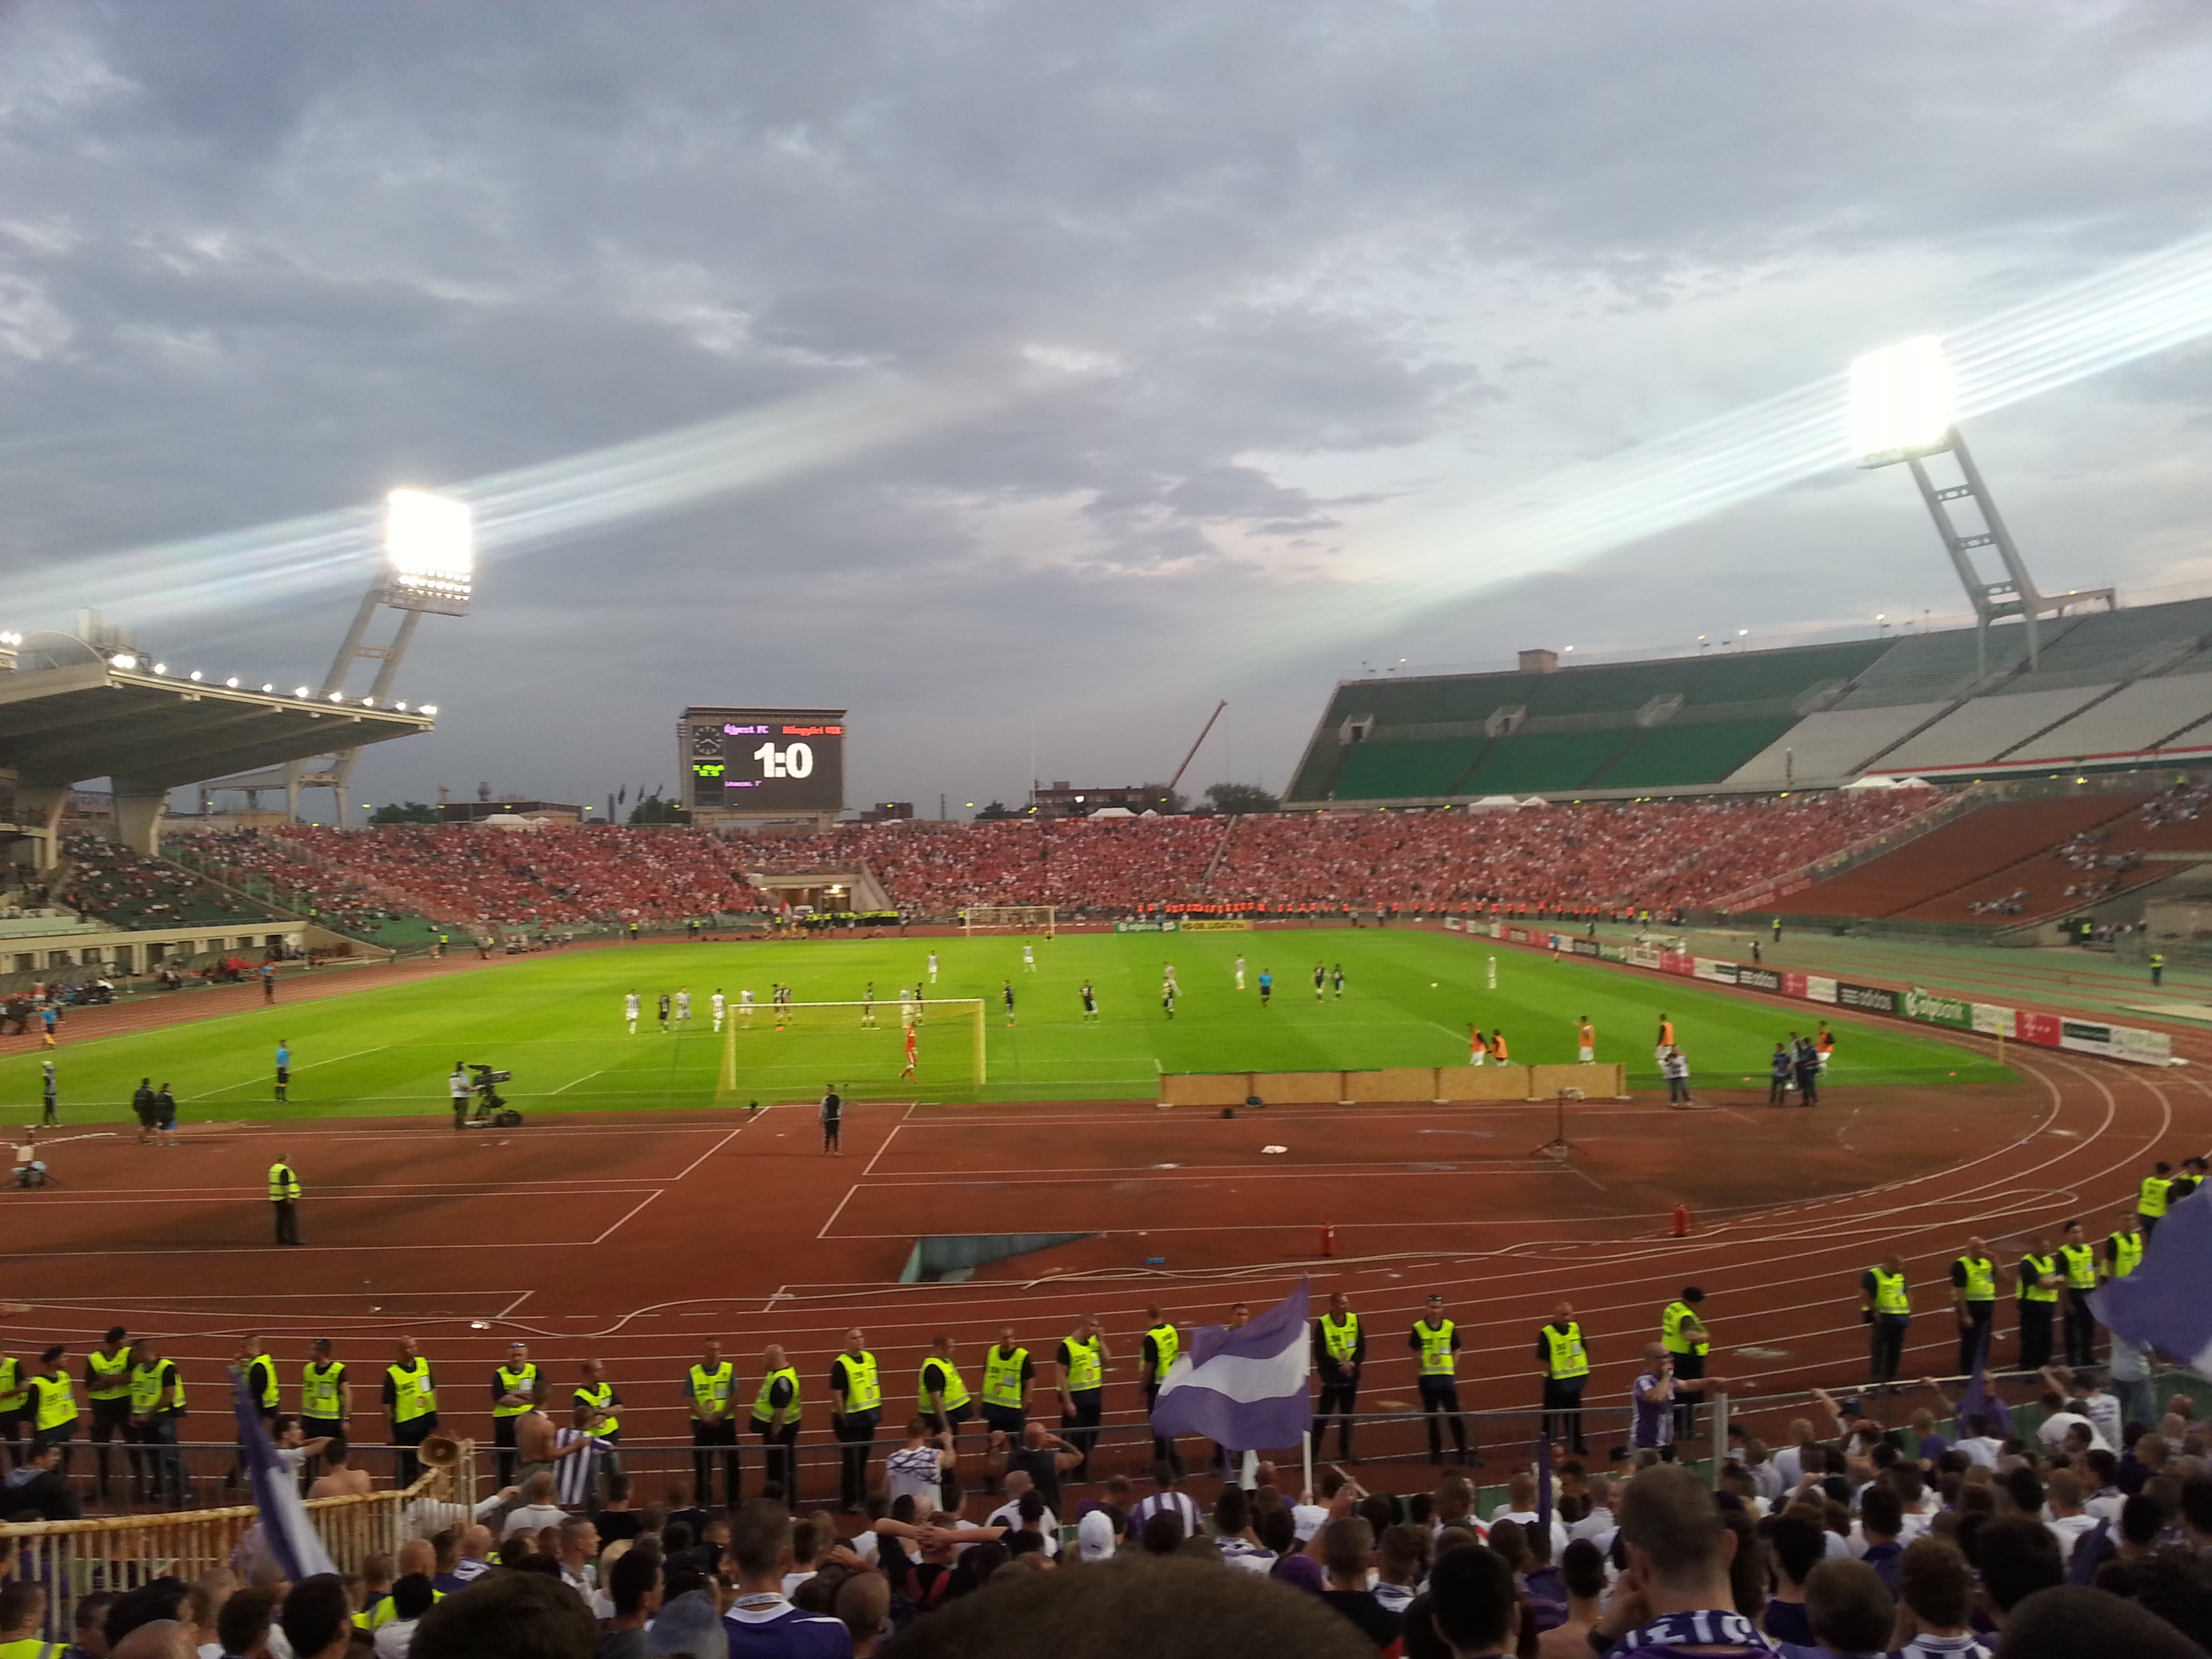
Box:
(1848, 335), (1957, 466)
(384, 488), (474, 616)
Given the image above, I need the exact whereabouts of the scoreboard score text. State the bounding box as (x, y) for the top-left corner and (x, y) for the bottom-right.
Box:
(681, 707), (846, 813)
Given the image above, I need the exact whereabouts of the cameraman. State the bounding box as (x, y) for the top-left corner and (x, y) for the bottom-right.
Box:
(449, 1062), (472, 1130)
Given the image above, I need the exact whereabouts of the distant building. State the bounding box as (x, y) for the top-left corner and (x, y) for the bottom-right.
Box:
(857, 801), (914, 823)
(1026, 781), (1178, 820)
(438, 798), (585, 825)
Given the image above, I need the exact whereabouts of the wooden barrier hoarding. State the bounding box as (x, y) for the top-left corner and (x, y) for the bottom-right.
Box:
(1159, 1062), (1628, 1105)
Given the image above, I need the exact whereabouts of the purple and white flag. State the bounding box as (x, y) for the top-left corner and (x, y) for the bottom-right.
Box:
(2091, 1189), (2212, 1370)
(233, 1369), (337, 1581)
(1149, 1279), (1311, 1451)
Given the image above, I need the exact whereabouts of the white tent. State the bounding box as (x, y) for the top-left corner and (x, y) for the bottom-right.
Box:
(474, 813), (544, 830)
(1088, 806), (1136, 819)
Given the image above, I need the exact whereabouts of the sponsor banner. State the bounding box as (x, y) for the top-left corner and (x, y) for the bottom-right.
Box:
(2118, 1025), (2175, 1065)
(1971, 1002), (2016, 1038)
(1600, 943), (1629, 963)
(1736, 966), (1783, 994)
(1488, 922), (1505, 939)
(1112, 919), (1180, 933)
(1627, 946), (1662, 970)
(1570, 938), (1601, 958)
(1179, 918), (1252, 932)
(1903, 985), (1972, 1029)
(1444, 918), (1461, 932)
(1693, 957), (1738, 984)
(1805, 975), (1839, 1005)
(1837, 981), (1898, 1015)
(1782, 971), (1807, 999)
(2018, 1010), (2063, 1048)
(2060, 1019), (2115, 1057)
(1659, 951), (1694, 978)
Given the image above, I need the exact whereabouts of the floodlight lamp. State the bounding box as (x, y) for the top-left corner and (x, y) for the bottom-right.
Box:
(1848, 335), (1956, 465)
(110, 653), (136, 669)
(384, 488), (473, 614)
(151, 662), (166, 674)
(261, 683), (274, 693)
(328, 691), (344, 703)
(420, 703), (438, 715)
(294, 686), (310, 698)
(361, 696), (375, 708)
(394, 700), (408, 711)
(226, 677), (240, 688)
(188, 670), (203, 682)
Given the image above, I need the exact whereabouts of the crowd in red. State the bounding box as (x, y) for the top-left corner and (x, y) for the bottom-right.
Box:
(175, 790), (1941, 928)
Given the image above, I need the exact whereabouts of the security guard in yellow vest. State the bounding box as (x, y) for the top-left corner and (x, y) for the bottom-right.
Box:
(1141, 1305), (1187, 1473)
(979, 1326), (1034, 1440)
(2014, 1235), (2064, 1372)
(1858, 1254), (1911, 1388)
(1660, 1288), (1710, 1439)
(83, 1326), (134, 1503)
(491, 1340), (539, 1488)
(0, 1580), (64, 1657)
(0, 1351), (28, 1468)
(127, 1336), (187, 1507)
(576, 1357), (623, 1483)
(1054, 1315), (1109, 1479)
(1536, 1300), (1590, 1455)
(2139, 1161), (2175, 1240)
(2059, 1220), (2102, 1369)
(1312, 1292), (1364, 1462)
(829, 1328), (880, 1513)
(268, 1155), (302, 1246)
(1410, 1294), (1472, 1467)
(1950, 1235), (1999, 1376)
(752, 1342), (801, 1498)
(918, 1335), (971, 1438)
(301, 1338), (349, 1443)
(2108, 1211), (2146, 1281)
(685, 1338), (739, 1508)
(27, 1347), (78, 1466)
(382, 1334), (438, 1487)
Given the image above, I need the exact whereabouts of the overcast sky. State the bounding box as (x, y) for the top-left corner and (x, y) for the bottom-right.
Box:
(5, 2), (2212, 816)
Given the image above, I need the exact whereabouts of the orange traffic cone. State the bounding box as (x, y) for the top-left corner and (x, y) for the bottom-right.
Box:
(1319, 1224), (1337, 1258)
(1671, 1204), (1692, 1237)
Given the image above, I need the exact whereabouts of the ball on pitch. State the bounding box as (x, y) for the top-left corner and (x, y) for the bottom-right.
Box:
(1430, 981), (1438, 987)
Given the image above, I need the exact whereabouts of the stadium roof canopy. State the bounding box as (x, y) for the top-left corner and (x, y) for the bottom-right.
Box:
(0, 640), (432, 790)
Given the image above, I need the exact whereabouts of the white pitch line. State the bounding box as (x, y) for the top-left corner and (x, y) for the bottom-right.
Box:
(815, 1184), (861, 1240)
(849, 1165), (1572, 1189)
(499, 1290), (536, 1319)
(670, 1124), (747, 1181)
(548, 1071), (606, 1094)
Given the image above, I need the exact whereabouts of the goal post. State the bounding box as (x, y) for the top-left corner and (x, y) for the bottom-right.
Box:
(961, 905), (1057, 937)
(715, 999), (987, 1101)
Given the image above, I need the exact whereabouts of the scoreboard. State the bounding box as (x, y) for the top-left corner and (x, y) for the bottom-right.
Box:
(680, 706), (846, 816)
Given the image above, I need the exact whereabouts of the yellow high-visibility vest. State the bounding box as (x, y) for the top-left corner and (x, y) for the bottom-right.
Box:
(688, 1362), (734, 1419)
(834, 1351), (881, 1414)
(268, 1162), (300, 1202)
(1662, 1301), (1708, 1356)
(0, 1638), (66, 1658)
(1062, 1336), (1103, 1393)
(1870, 1269), (1910, 1317)
(2140, 1176), (2171, 1218)
(1956, 1256), (1995, 1302)
(917, 1357), (970, 1413)
(2110, 1231), (2144, 1278)
(751, 1366), (800, 1427)
(302, 1361), (346, 1420)
(2060, 1244), (2098, 1291)
(1414, 1319), (1457, 1376)
(85, 1348), (131, 1401)
(0, 1357), (24, 1414)
(1320, 1314), (1359, 1366)
(30, 1373), (76, 1432)
(576, 1381), (618, 1436)
(981, 1345), (1029, 1409)
(387, 1359), (436, 1423)
(1147, 1324), (1182, 1381)
(129, 1359), (184, 1415)
(247, 1355), (279, 1410)
(2018, 1256), (2060, 1303)
(492, 1363), (537, 1419)
(1544, 1322), (1589, 1380)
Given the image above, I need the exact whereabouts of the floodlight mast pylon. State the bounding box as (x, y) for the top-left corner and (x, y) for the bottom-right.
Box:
(1850, 339), (2110, 677)
(197, 489), (470, 827)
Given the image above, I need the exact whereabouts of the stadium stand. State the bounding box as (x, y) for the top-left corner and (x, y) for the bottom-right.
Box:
(1780, 794), (2153, 921)
(1584, 714), (1801, 790)
(1995, 668), (2212, 768)
(1864, 683), (2114, 775)
(55, 831), (281, 930)
(1724, 703), (1948, 785)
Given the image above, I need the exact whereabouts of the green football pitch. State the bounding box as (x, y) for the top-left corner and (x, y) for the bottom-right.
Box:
(3, 930), (2009, 1122)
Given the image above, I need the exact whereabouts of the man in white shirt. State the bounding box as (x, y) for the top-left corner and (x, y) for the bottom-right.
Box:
(1771, 1420), (1817, 1489)
(711, 989), (726, 1031)
(983, 1473), (1059, 1557)
(1567, 1475), (1616, 1547)
(1488, 1471), (1570, 1557)
(2044, 1469), (2100, 1560)
(499, 1470), (570, 1539)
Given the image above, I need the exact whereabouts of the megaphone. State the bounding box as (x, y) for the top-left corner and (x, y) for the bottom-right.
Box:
(417, 1433), (463, 1469)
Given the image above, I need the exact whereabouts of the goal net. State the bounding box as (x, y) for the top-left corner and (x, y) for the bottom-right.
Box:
(961, 905), (1057, 937)
(716, 998), (987, 1102)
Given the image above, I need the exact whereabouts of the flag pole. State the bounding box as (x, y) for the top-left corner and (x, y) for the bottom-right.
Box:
(1303, 1430), (1313, 1504)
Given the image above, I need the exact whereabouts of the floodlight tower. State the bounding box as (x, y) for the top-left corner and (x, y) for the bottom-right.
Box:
(201, 489), (471, 826)
(1849, 336), (2110, 678)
